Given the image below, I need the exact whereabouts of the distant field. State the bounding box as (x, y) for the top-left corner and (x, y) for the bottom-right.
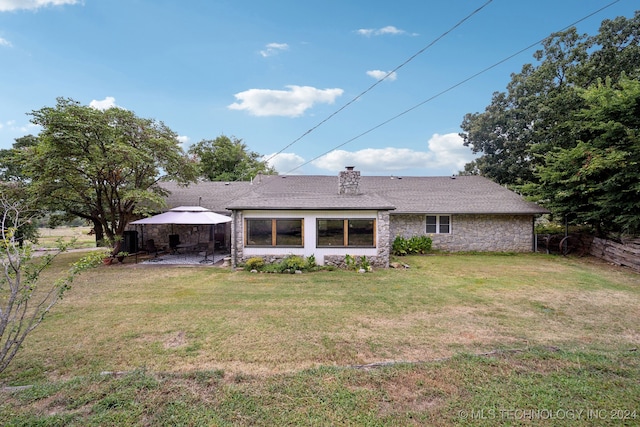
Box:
(35, 226), (96, 249)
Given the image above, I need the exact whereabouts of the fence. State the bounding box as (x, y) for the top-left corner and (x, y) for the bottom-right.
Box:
(536, 233), (639, 272)
(589, 237), (640, 272)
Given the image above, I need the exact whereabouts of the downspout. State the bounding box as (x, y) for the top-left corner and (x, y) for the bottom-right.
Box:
(232, 210), (239, 267)
(532, 216), (537, 253)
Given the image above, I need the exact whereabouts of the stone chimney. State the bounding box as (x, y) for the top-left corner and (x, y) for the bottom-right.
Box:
(338, 166), (360, 195)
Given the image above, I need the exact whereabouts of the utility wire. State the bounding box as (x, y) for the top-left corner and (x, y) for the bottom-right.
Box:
(284, 0), (621, 174)
(262, 0), (494, 167)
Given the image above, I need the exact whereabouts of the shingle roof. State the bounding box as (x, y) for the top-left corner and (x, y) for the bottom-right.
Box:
(160, 180), (252, 214)
(162, 174), (548, 215)
(360, 175), (548, 214)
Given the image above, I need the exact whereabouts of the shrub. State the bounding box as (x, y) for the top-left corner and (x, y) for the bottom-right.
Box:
(343, 254), (372, 272)
(392, 235), (432, 256)
(282, 255), (306, 271)
(244, 257), (265, 271)
(306, 254), (317, 270)
(344, 254), (357, 270)
(262, 262), (286, 273)
(248, 255), (318, 274)
(359, 256), (371, 272)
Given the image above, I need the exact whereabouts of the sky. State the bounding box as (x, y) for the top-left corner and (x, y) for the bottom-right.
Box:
(0, 0), (637, 177)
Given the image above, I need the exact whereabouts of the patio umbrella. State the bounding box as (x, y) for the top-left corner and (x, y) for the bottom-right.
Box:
(130, 206), (231, 225)
(130, 206), (232, 260)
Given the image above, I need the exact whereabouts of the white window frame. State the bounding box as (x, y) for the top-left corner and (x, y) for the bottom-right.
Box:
(426, 215), (451, 234)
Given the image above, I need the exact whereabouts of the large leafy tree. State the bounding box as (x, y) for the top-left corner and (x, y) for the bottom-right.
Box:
(0, 135), (38, 183)
(24, 98), (198, 250)
(188, 135), (276, 182)
(531, 77), (640, 236)
(460, 12), (640, 187)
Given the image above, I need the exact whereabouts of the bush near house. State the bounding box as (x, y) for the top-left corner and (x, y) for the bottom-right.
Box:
(392, 235), (433, 256)
(244, 257), (265, 271)
(243, 254), (319, 273)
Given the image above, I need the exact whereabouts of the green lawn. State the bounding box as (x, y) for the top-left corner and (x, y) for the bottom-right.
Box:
(1, 253), (638, 426)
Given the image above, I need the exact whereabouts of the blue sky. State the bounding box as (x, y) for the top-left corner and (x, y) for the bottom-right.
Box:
(0, 0), (637, 176)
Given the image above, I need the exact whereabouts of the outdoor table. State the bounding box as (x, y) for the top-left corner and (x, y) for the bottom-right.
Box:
(175, 243), (198, 254)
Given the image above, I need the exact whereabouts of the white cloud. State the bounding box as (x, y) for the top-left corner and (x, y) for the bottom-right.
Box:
(0, 37), (12, 47)
(89, 96), (117, 110)
(356, 28), (374, 37)
(177, 135), (190, 145)
(377, 25), (404, 35)
(311, 133), (476, 175)
(356, 25), (414, 37)
(313, 147), (431, 172)
(262, 152), (305, 174)
(259, 42), (288, 57)
(427, 132), (475, 171)
(228, 85), (343, 117)
(366, 69), (397, 81)
(0, 0), (81, 12)
(0, 120), (40, 136)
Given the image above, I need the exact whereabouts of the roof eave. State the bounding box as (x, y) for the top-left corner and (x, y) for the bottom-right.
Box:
(227, 206), (396, 211)
(391, 210), (550, 215)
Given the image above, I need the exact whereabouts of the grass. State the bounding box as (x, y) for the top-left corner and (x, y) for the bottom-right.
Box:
(0, 252), (638, 425)
(35, 226), (96, 249)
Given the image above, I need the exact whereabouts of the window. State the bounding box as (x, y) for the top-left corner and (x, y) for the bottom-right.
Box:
(317, 219), (344, 246)
(245, 218), (303, 247)
(426, 215), (451, 234)
(317, 219), (375, 247)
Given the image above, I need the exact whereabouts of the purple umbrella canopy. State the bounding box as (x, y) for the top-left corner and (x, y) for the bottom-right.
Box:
(130, 206), (232, 225)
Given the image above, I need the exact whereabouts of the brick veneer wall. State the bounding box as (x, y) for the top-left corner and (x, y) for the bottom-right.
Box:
(390, 214), (534, 252)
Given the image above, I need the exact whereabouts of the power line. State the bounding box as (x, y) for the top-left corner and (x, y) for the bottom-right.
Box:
(283, 0), (621, 174)
(262, 0), (494, 167)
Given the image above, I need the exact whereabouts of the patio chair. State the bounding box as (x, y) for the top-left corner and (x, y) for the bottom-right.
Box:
(199, 240), (216, 264)
(169, 234), (181, 254)
(144, 239), (160, 258)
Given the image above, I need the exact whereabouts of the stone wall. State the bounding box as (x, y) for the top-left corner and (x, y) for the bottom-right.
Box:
(324, 255), (385, 269)
(132, 224), (209, 250)
(231, 210), (244, 266)
(390, 214), (534, 252)
(376, 210), (390, 267)
(338, 168), (360, 195)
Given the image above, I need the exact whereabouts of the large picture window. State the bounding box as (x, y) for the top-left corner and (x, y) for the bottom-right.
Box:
(426, 215), (451, 234)
(245, 218), (303, 247)
(317, 219), (375, 247)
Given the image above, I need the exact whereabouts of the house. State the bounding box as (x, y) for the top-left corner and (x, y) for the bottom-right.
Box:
(149, 167), (548, 268)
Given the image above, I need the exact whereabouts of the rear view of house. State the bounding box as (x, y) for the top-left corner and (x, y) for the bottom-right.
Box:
(157, 167), (548, 268)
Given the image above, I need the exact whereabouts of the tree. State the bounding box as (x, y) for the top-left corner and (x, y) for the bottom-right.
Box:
(531, 77), (640, 236)
(23, 98), (198, 251)
(0, 135), (38, 183)
(0, 196), (104, 374)
(188, 135), (276, 182)
(0, 136), (43, 244)
(460, 12), (640, 187)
